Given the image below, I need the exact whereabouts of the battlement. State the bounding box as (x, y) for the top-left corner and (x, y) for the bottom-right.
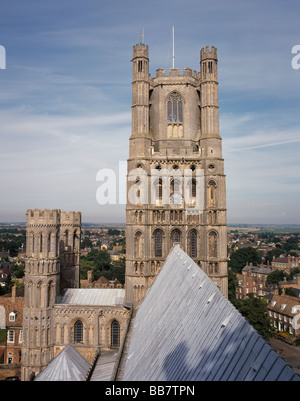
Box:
(201, 46), (217, 61)
(60, 211), (81, 226)
(26, 209), (81, 226)
(26, 209), (61, 225)
(155, 67), (199, 79)
(133, 43), (149, 59)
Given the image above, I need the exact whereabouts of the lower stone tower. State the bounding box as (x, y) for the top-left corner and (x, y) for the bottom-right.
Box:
(21, 209), (81, 381)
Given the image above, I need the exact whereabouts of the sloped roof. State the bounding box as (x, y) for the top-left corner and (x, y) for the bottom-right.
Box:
(58, 288), (125, 306)
(34, 345), (90, 381)
(123, 246), (300, 381)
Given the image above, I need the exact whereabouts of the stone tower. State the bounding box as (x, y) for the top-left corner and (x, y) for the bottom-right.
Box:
(21, 209), (81, 381)
(125, 43), (227, 306)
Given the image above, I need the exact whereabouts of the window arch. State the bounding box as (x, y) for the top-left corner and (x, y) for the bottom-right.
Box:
(171, 229), (181, 244)
(111, 320), (120, 348)
(209, 231), (218, 258)
(167, 92), (183, 138)
(154, 230), (163, 257)
(208, 180), (217, 207)
(74, 320), (83, 343)
(189, 230), (197, 258)
(134, 231), (143, 259)
(39, 233), (43, 253)
(167, 92), (183, 123)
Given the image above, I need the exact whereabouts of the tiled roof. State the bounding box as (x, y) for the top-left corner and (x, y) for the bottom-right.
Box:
(267, 294), (300, 317)
(123, 246), (300, 381)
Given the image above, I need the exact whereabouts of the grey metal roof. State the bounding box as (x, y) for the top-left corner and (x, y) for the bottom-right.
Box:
(242, 265), (271, 274)
(123, 246), (300, 381)
(34, 345), (90, 381)
(58, 288), (126, 306)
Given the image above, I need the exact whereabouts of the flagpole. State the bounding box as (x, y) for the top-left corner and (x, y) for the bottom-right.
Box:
(172, 26), (175, 68)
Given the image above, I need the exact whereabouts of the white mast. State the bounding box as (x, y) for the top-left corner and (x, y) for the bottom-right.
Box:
(172, 25), (175, 68)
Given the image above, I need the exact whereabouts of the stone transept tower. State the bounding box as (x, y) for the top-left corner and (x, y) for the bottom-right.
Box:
(125, 43), (227, 306)
(21, 209), (81, 381)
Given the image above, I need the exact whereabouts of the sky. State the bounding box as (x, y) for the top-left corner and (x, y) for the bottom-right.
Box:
(0, 0), (299, 224)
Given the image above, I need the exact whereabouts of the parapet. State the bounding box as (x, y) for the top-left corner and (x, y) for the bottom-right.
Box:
(60, 211), (82, 226)
(26, 209), (81, 226)
(133, 43), (149, 59)
(154, 67), (199, 80)
(26, 209), (61, 226)
(200, 46), (218, 61)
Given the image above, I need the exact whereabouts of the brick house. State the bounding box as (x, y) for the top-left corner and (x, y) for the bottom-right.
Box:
(236, 263), (271, 300)
(0, 286), (24, 366)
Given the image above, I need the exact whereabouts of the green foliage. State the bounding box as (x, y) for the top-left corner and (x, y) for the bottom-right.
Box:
(266, 269), (287, 285)
(238, 295), (272, 341)
(80, 249), (125, 284)
(229, 247), (262, 274)
(285, 287), (297, 297)
(0, 329), (7, 345)
(283, 237), (298, 252)
(81, 237), (93, 249)
(228, 272), (272, 341)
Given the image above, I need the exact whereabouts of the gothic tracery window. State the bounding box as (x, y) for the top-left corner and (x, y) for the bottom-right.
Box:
(167, 92), (183, 138)
(167, 92), (183, 122)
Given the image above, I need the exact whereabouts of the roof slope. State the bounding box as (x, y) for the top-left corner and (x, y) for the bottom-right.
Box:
(58, 288), (125, 306)
(123, 246), (300, 381)
(35, 345), (91, 381)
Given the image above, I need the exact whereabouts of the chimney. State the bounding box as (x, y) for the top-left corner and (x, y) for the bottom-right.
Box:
(87, 270), (93, 285)
(12, 285), (16, 302)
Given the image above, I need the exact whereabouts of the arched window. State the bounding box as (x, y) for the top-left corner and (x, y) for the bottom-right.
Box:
(111, 320), (120, 348)
(189, 231), (197, 258)
(39, 233), (43, 253)
(74, 320), (83, 343)
(172, 229), (181, 244)
(65, 231), (69, 248)
(155, 178), (163, 201)
(209, 231), (217, 258)
(167, 92), (183, 138)
(154, 230), (163, 257)
(167, 92), (183, 123)
(208, 180), (216, 207)
(135, 232), (142, 259)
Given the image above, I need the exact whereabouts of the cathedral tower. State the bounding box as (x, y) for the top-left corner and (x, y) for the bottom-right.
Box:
(21, 209), (81, 381)
(125, 43), (227, 306)
(126, 44), (227, 306)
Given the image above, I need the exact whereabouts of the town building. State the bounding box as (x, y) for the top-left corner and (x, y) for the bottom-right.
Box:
(272, 255), (300, 272)
(236, 263), (271, 300)
(267, 294), (300, 338)
(0, 285), (24, 379)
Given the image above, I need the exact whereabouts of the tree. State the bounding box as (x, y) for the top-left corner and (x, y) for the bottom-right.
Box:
(228, 269), (240, 309)
(81, 249), (111, 280)
(80, 260), (95, 280)
(229, 247), (262, 274)
(238, 295), (272, 341)
(283, 237), (298, 253)
(266, 269), (287, 286)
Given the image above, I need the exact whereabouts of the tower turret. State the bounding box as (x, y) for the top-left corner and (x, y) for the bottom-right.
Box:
(200, 46), (220, 141)
(21, 209), (81, 381)
(130, 43), (151, 158)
